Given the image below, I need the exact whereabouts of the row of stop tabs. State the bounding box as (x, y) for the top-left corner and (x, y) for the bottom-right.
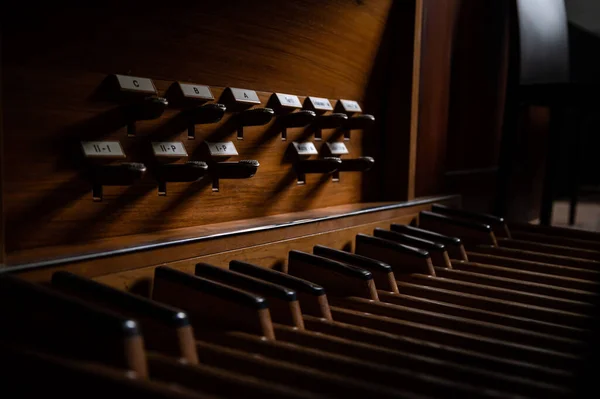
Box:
(81, 74), (376, 201)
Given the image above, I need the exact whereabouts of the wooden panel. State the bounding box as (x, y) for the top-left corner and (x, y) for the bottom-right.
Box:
(2, 1), (393, 100)
(443, 168), (497, 213)
(0, 32), (4, 267)
(504, 106), (550, 221)
(414, 0), (461, 197)
(445, 0), (508, 174)
(410, 0), (510, 210)
(11, 196), (459, 282)
(94, 214), (420, 293)
(378, 0), (420, 201)
(1, 1), (420, 253)
(3, 85), (368, 251)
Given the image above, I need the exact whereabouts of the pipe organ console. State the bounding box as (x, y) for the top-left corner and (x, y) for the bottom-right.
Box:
(0, 1), (597, 398)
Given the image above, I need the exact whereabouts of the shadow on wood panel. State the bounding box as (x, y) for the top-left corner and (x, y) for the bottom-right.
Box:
(362, 0), (417, 202)
(6, 177), (90, 253)
(59, 184), (157, 245)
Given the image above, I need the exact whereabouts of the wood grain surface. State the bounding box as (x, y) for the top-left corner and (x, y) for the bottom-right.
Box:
(8, 197), (457, 280)
(93, 213), (426, 292)
(1, 0), (421, 253)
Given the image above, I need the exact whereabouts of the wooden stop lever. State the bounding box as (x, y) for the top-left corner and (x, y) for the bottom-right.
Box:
(89, 162), (147, 202)
(278, 110), (316, 140)
(211, 160), (259, 192)
(154, 161), (208, 196)
(236, 108), (275, 140)
(125, 97), (168, 137)
(294, 157), (341, 185)
(343, 114), (375, 140)
(332, 156), (375, 182)
(338, 156), (375, 172)
(185, 103), (226, 139)
(312, 113), (347, 140)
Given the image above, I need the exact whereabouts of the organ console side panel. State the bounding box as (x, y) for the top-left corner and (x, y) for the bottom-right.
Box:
(0, 0), (422, 258)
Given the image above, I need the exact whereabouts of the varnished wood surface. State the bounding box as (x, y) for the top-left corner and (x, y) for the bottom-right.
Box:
(211, 331), (473, 398)
(450, 259), (599, 292)
(94, 212), (428, 291)
(1, 0), (427, 254)
(3, 84), (368, 252)
(11, 196), (457, 283)
(328, 306), (576, 370)
(332, 296), (581, 355)
(431, 267), (595, 303)
(399, 273), (593, 315)
(146, 352), (320, 399)
(473, 246), (600, 271)
(3, 1), (394, 101)
(271, 323), (528, 398)
(377, 0), (420, 201)
(0, 346), (216, 399)
(302, 314), (572, 384)
(395, 280), (589, 328)
(152, 270), (275, 339)
(194, 340), (401, 398)
(415, 0), (460, 197)
(467, 252), (600, 281)
(377, 290), (586, 341)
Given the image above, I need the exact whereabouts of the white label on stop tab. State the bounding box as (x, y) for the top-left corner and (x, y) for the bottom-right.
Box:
(275, 93), (302, 108)
(114, 75), (156, 94)
(292, 142), (318, 156)
(308, 96), (333, 111)
(326, 142), (349, 155)
(229, 88), (261, 104)
(152, 142), (188, 157)
(179, 83), (214, 100)
(339, 99), (362, 113)
(81, 141), (126, 158)
(206, 141), (239, 157)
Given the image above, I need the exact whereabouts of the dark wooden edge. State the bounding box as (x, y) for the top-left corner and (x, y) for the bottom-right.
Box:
(432, 204), (505, 225)
(509, 222), (600, 242)
(373, 228), (446, 252)
(229, 261), (325, 296)
(0, 35), (4, 269)
(52, 271), (190, 328)
(355, 234), (430, 258)
(312, 245), (392, 273)
(420, 211), (492, 232)
(155, 266), (268, 310)
(3, 196), (458, 274)
(0, 274), (140, 336)
(194, 263), (296, 301)
(289, 251), (372, 281)
(390, 224), (462, 245)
